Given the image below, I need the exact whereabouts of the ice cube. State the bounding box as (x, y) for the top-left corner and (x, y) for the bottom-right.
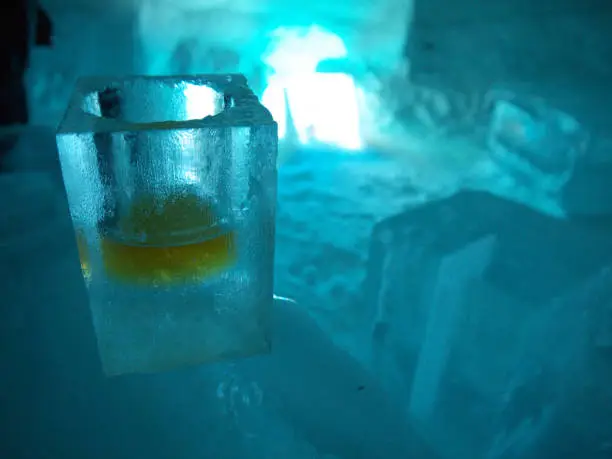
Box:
(487, 98), (588, 194)
(56, 74), (278, 376)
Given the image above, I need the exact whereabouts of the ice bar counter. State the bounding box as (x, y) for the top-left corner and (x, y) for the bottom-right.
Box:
(56, 75), (278, 376)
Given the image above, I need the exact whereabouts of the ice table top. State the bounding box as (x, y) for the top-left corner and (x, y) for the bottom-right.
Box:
(0, 125), (442, 459)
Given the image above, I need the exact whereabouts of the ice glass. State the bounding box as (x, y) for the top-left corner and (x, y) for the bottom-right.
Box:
(56, 74), (278, 376)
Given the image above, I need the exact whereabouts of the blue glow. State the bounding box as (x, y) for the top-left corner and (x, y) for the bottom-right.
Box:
(260, 26), (363, 151)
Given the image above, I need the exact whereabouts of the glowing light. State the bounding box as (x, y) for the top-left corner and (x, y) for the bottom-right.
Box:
(183, 83), (220, 120)
(183, 169), (199, 182)
(261, 26), (363, 151)
(263, 26), (348, 74)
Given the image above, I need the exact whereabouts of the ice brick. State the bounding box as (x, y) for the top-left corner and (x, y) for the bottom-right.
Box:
(487, 98), (588, 194)
(56, 74), (278, 376)
(363, 191), (612, 459)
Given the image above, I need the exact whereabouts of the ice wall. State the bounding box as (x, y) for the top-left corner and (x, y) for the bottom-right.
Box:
(405, 0), (612, 215)
(33, 0), (413, 128)
(27, 7), (139, 125)
(407, 0), (612, 132)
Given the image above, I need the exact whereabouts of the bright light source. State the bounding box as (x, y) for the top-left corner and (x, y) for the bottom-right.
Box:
(183, 83), (220, 119)
(261, 26), (363, 151)
(263, 26), (348, 74)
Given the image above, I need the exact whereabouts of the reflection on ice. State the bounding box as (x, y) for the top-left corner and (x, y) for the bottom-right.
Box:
(183, 83), (224, 119)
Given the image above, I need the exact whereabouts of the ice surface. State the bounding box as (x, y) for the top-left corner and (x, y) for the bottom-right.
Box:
(363, 190), (612, 459)
(225, 295), (440, 459)
(56, 74), (278, 376)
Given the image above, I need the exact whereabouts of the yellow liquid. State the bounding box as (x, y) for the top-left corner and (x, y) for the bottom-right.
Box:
(75, 230), (92, 281)
(99, 193), (236, 286)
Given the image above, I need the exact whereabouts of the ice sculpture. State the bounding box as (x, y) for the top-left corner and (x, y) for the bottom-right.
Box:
(56, 74), (278, 376)
(363, 191), (612, 459)
(229, 296), (442, 459)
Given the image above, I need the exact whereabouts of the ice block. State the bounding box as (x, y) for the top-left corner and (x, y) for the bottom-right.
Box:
(56, 74), (278, 376)
(487, 98), (588, 194)
(363, 191), (612, 459)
